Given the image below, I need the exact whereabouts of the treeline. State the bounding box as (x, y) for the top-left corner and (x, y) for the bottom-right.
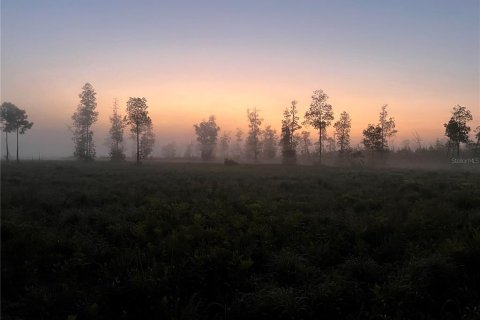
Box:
(187, 89), (479, 167)
(1, 83), (479, 165)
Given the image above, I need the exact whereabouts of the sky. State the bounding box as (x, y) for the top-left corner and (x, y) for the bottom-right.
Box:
(1, 0), (479, 158)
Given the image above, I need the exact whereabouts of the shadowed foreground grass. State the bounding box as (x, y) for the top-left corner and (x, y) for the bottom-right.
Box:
(2, 161), (480, 319)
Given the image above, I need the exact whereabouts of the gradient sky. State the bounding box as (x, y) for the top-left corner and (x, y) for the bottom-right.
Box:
(1, 0), (479, 158)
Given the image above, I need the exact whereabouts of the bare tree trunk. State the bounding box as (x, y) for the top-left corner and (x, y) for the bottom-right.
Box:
(318, 129), (322, 164)
(86, 125), (89, 160)
(381, 123), (385, 151)
(136, 121), (140, 164)
(5, 131), (9, 161)
(16, 127), (19, 162)
(86, 126), (89, 159)
(81, 128), (85, 160)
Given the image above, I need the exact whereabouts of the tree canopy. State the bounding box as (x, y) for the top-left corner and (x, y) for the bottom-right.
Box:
(333, 111), (351, 154)
(444, 105), (473, 156)
(194, 115), (220, 160)
(1, 102), (34, 161)
(304, 90), (334, 164)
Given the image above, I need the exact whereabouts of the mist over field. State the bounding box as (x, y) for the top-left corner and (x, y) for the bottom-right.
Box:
(2, 0), (480, 319)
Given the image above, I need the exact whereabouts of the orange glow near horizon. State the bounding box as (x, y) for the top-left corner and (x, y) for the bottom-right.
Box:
(2, 0), (478, 158)
(11, 74), (478, 152)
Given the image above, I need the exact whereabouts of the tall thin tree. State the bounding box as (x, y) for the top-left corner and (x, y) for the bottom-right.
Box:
(109, 98), (126, 160)
(378, 104), (397, 151)
(280, 100), (302, 164)
(1, 102), (16, 161)
(1, 102), (34, 162)
(246, 108), (263, 162)
(72, 83), (98, 161)
(303, 90), (334, 164)
(333, 111), (351, 154)
(13, 108), (33, 162)
(125, 97), (151, 164)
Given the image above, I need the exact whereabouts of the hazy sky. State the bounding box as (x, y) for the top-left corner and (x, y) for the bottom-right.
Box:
(1, 0), (479, 158)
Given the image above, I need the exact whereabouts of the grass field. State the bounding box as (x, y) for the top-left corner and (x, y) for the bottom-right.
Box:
(2, 161), (480, 319)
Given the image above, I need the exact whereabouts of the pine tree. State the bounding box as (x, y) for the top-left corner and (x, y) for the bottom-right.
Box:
(109, 99), (126, 160)
(72, 83), (98, 161)
(280, 100), (302, 164)
(246, 108), (263, 162)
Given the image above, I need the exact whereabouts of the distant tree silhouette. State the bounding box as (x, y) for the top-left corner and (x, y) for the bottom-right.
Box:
(444, 105), (473, 156)
(298, 131), (312, 161)
(378, 104), (397, 151)
(262, 125), (278, 160)
(432, 138), (447, 155)
(108, 99), (126, 161)
(183, 141), (194, 159)
(280, 100), (302, 164)
(219, 132), (231, 159)
(194, 115), (220, 160)
(161, 142), (176, 159)
(362, 124), (383, 152)
(326, 136), (336, 153)
(72, 83), (98, 161)
(1, 102), (33, 162)
(232, 128), (244, 160)
(412, 131), (423, 151)
(1, 102), (17, 161)
(303, 90), (334, 164)
(140, 121), (155, 159)
(400, 139), (412, 153)
(246, 108), (263, 162)
(333, 111), (351, 155)
(125, 97), (151, 164)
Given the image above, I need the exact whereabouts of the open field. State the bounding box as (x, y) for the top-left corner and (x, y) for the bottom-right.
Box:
(2, 161), (480, 319)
